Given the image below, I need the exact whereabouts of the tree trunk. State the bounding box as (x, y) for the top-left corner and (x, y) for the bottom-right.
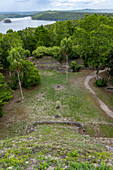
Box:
(17, 71), (24, 100)
(96, 66), (99, 80)
(9, 71), (12, 77)
(66, 55), (68, 82)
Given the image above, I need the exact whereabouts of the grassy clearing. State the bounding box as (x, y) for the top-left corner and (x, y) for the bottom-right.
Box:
(0, 70), (113, 169)
(0, 70), (113, 140)
(85, 123), (113, 138)
(23, 70), (112, 123)
(0, 125), (113, 169)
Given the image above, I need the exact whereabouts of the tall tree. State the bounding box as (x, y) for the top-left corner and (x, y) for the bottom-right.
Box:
(35, 25), (51, 47)
(73, 14), (113, 76)
(18, 28), (36, 53)
(7, 47), (25, 100)
(0, 31), (23, 68)
(60, 37), (72, 81)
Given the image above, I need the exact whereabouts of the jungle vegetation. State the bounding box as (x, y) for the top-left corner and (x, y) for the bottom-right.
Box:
(0, 13), (113, 116)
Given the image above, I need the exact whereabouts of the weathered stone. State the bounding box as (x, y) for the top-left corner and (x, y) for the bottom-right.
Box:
(56, 101), (61, 109)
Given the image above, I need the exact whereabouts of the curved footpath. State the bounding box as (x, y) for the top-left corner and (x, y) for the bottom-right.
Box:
(84, 70), (113, 119)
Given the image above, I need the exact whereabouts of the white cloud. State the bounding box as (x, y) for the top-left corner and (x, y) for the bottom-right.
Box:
(0, 0), (112, 12)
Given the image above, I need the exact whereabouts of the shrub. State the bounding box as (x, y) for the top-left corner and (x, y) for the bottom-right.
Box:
(70, 61), (81, 72)
(95, 78), (107, 87)
(48, 46), (62, 60)
(32, 46), (62, 60)
(24, 49), (31, 57)
(22, 60), (41, 89)
(32, 46), (47, 58)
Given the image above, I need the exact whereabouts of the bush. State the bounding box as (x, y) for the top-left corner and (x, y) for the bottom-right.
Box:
(24, 49), (31, 57)
(70, 61), (81, 72)
(32, 46), (47, 58)
(22, 60), (41, 89)
(32, 46), (62, 60)
(95, 78), (107, 87)
(48, 46), (62, 60)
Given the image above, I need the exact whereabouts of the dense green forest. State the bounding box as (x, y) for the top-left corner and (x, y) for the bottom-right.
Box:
(1, 10), (113, 21)
(0, 13), (25, 20)
(0, 11), (40, 20)
(0, 13), (113, 117)
(32, 10), (113, 21)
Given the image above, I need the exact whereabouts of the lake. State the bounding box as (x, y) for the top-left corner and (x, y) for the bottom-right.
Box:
(0, 17), (55, 34)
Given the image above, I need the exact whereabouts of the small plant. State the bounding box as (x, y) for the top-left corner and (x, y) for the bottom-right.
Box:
(67, 150), (79, 157)
(70, 61), (81, 72)
(39, 162), (49, 170)
(95, 78), (107, 87)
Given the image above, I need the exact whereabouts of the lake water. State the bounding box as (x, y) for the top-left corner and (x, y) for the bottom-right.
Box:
(0, 17), (55, 34)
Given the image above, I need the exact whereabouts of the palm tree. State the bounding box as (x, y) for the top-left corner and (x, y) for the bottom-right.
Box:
(7, 47), (25, 100)
(60, 37), (72, 82)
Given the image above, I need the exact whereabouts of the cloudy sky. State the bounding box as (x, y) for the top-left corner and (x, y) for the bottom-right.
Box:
(0, 0), (113, 12)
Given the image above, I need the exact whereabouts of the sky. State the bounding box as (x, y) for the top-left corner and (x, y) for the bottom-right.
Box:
(0, 0), (113, 12)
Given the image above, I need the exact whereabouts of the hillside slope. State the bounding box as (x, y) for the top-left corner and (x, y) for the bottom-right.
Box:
(0, 125), (113, 169)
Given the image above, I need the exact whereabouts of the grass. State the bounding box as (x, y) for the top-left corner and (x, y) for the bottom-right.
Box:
(89, 71), (113, 111)
(0, 125), (113, 169)
(0, 69), (113, 169)
(85, 123), (113, 138)
(1, 70), (113, 140)
(23, 70), (112, 122)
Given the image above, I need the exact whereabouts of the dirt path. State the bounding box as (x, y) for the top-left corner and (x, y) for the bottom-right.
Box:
(84, 70), (113, 119)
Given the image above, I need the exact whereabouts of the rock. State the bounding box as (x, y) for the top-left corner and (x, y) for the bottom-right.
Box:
(3, 18), (12, 23)
(56, 101), (61, 109)
(55, 115), (61, 118)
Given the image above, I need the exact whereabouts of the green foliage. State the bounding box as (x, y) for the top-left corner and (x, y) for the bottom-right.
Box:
(7, 47), (25, 72)
(0, 32), (23, 68)
(39, 162), (49, 170)
(68, 161), (94, 169)
(24, 49), (31, 57)
(7, 47), (26, 99)
(0, 72), (13, 117)
(35, 25), (51, 47)
(68, 150), (79, 157)
(32, 46), (62, 60)
(8, 74), (19, 90)
(17, 28), (36, 53)
(60, 37), (72, 55)
(32, 46), (47, 58)
(73, 14), (113, 72)
(0, 13), (27, 20)
(7, 47), (41, 91)
(70, 61), (81, 72)
(68, 161), (112, 169)
(6, 29), (13, 34)
(47, 46), (61, 60)
(70, 61), (76, 71)
(108, 59), (113, 76)
(22, 60), (41, 89)
(95, 78), (107, 87)
(32, 11), (113, 21)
